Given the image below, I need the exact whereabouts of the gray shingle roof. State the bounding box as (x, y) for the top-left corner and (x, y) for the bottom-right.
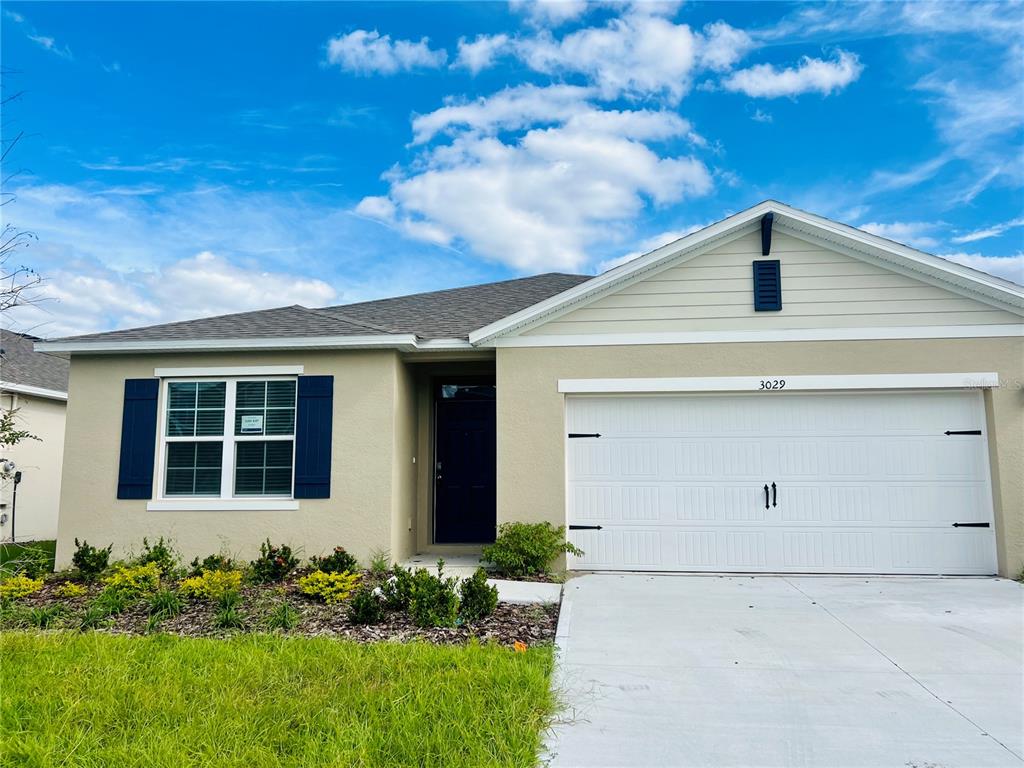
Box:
(46, 273), (592, 344)
(0, 330), (70, 393)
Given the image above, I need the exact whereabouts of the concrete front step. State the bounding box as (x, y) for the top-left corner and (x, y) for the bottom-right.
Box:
(399, 554), (562, 604)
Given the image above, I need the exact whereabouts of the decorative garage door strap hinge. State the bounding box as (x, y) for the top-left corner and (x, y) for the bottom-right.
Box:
(944, 429), (982, 435)
(952, 522), (990, 528)
(568, 432), (602, 438)
(569, 525), (603, 530)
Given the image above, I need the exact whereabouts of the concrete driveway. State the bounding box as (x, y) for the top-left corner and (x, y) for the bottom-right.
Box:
(547, 574), (1023, 768)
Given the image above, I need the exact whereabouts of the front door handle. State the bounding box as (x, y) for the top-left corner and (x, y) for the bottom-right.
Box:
(771, 482), (777, 508)
(763, 484), (769, 510)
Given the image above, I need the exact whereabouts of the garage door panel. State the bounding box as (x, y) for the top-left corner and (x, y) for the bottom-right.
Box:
(566, 391), (996, 575)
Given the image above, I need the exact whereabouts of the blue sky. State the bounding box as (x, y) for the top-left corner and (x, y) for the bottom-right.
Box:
(2, 0), (1021, 337)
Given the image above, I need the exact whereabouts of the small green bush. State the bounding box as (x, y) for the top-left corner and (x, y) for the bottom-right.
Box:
(78, 604), (112, 630)
(92, 589), (128, 616)
(481, 522), (582, 579)
(27, 604), (64, 629)
(212, 591), (244, 629)
(0, 574), (44, 601)
(133, 537), (179, 577)
(459, 568), (498, 622)
(101, 562), (161, 599)
(264, 601), (300, 631)
(188, 553), (236, 577)
(72, 539), (112, 581)
(369, 550), (391, 575)
(347, 585), (384, 625)
(178, 570), (243, 601)
(309, 546), (359, 575)
(298, 571), (361, 605)
(249, 539), (299, 583)
(408, 561), (460, 628)
(148, 589), (183, 618)
(382, 565), (415, 611)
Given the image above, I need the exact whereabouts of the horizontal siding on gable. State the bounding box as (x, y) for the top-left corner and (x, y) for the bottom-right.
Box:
(526, 231), (1020, 336)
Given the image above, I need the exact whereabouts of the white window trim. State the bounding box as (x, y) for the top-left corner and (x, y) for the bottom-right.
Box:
(154, 365), (304, 377)
(557, 372), (999, 394)
(147, 500), (299, 512)
(155, 375), (298, 503)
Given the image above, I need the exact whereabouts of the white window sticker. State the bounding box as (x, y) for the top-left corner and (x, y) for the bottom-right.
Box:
(240, 414), (264, 434)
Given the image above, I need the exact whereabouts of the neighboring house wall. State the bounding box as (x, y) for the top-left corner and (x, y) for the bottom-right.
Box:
(54, 350), (416, 569)
(495, 337), (1024, 576)
(0, 392), (66, 542)
(525, 230), (1020, 335)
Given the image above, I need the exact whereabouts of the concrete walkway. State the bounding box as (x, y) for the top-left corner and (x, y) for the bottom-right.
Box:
(547, 574), (1024, 768)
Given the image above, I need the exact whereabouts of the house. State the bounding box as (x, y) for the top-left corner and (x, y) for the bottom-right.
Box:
(1, 330), (70, 543)
(38, 201), (1024, 576)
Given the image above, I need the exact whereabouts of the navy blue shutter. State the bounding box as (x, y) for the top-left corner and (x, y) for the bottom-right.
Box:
(753, 260), (782, 311)
(117, 379), (159, 499)
(294, 375), (333, 499)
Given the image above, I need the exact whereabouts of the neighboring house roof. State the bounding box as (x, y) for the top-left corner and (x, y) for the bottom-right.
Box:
(0, 329), (70, 399)
(34, 200), (1024, 356)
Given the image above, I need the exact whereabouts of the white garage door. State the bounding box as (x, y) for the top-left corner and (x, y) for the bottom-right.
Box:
(566, 390), (997, 574)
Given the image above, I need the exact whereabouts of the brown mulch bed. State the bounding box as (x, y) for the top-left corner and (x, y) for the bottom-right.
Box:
(8, 571), (560, 648)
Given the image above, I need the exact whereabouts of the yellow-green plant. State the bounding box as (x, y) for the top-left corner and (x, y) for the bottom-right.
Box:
(297, 570), (361, 605)
(178, 569), (243, 601)
(0, 575), (44, 601)
(101, 562), (161, 598)
(54, 582), (88, 599)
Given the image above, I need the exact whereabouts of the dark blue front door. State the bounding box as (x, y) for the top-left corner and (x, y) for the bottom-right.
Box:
(434, 383), (496, 544)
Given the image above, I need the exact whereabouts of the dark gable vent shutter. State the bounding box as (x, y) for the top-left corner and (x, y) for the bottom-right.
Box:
(753, 260), (782, 311)
(117, 379), (159, 499)
(294, 375), (333, 499)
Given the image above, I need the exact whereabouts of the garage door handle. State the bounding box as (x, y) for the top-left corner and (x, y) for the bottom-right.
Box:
(771, 482), (777, 508)
(952, 522), (990, 528)
(763, 484), (770, 510)
(944, 430), (981, 435)
(569, 525), (603, 530)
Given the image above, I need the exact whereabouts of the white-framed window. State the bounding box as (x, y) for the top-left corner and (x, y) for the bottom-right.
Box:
(157, 376), (297, 499)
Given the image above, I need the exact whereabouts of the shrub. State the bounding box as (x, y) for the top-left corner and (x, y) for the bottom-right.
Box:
(249, 539), (299, 583)
(408, 561), (459, 628)
(309, 546), (359, 575)
(178, 570), (243, 602)
(148, 589), (183, 618)
(212, 590), (244, 629)
(101, 562), (161, 599)
(481, 522), (583, 579)
(133, 537), (179, 577)
(27, 604), (64, 629)
(78, 604), (112, 630)
(347, 585), (384, 625)
(459, 568), (498, 622)
(0, 575), (44, 601)
(54, 582), (88, 599)
(298, 571), (361, 605)
(72, 539), (112, 581)
(264, 601), (300, 631)
(188, 553), (235, 577)
(381, 565), (415, 611)
(369, 550), (391, 575)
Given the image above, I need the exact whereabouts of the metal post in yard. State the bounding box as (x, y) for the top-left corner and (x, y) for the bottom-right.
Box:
(10, 470), (21, 543)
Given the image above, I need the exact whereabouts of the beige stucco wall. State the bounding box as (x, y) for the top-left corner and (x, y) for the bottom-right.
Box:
(496, 337), (1024, 576)
(0, 392), (66, 542)
(55, 350), (414, 569)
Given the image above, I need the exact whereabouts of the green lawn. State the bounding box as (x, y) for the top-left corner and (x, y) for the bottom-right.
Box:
(1, 633), (557, 768)
(0, 540), (56, 576)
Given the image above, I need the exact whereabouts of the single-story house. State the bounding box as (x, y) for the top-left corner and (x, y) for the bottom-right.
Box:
(39, 201), (1024, 576)
(1, 329), (70, 543)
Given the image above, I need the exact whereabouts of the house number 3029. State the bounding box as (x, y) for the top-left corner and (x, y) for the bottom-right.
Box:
(759, 379), (786, 390)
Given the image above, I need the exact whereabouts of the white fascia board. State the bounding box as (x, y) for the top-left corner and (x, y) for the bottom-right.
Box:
(415, 338), (475, 351)
(36, 334), (421, 355)
(470, 199), (1024, 344)
(559, 372), (1000, 394)
(147, 500), (299, 512)
(493, 324), (1024, 348)
(0, 381), (69, 401)
(154, 365), (305, 377)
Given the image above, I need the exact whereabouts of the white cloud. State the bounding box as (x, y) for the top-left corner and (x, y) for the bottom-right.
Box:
(5, 10), (73, 59)
(859, 220), (941, 250)
(698, 21), (754, 72)
(359, 89), (713, 271)
(939, 252), (1023, 285)
(597, 224), (708, 272)
(721, 50), (863, 98)
(453, 34), (513, 74)
(325, 29), (446, 75)
(750, 108), (772, 123)
(509, 0), (589, 27)
(951, 217), (1024, 244)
